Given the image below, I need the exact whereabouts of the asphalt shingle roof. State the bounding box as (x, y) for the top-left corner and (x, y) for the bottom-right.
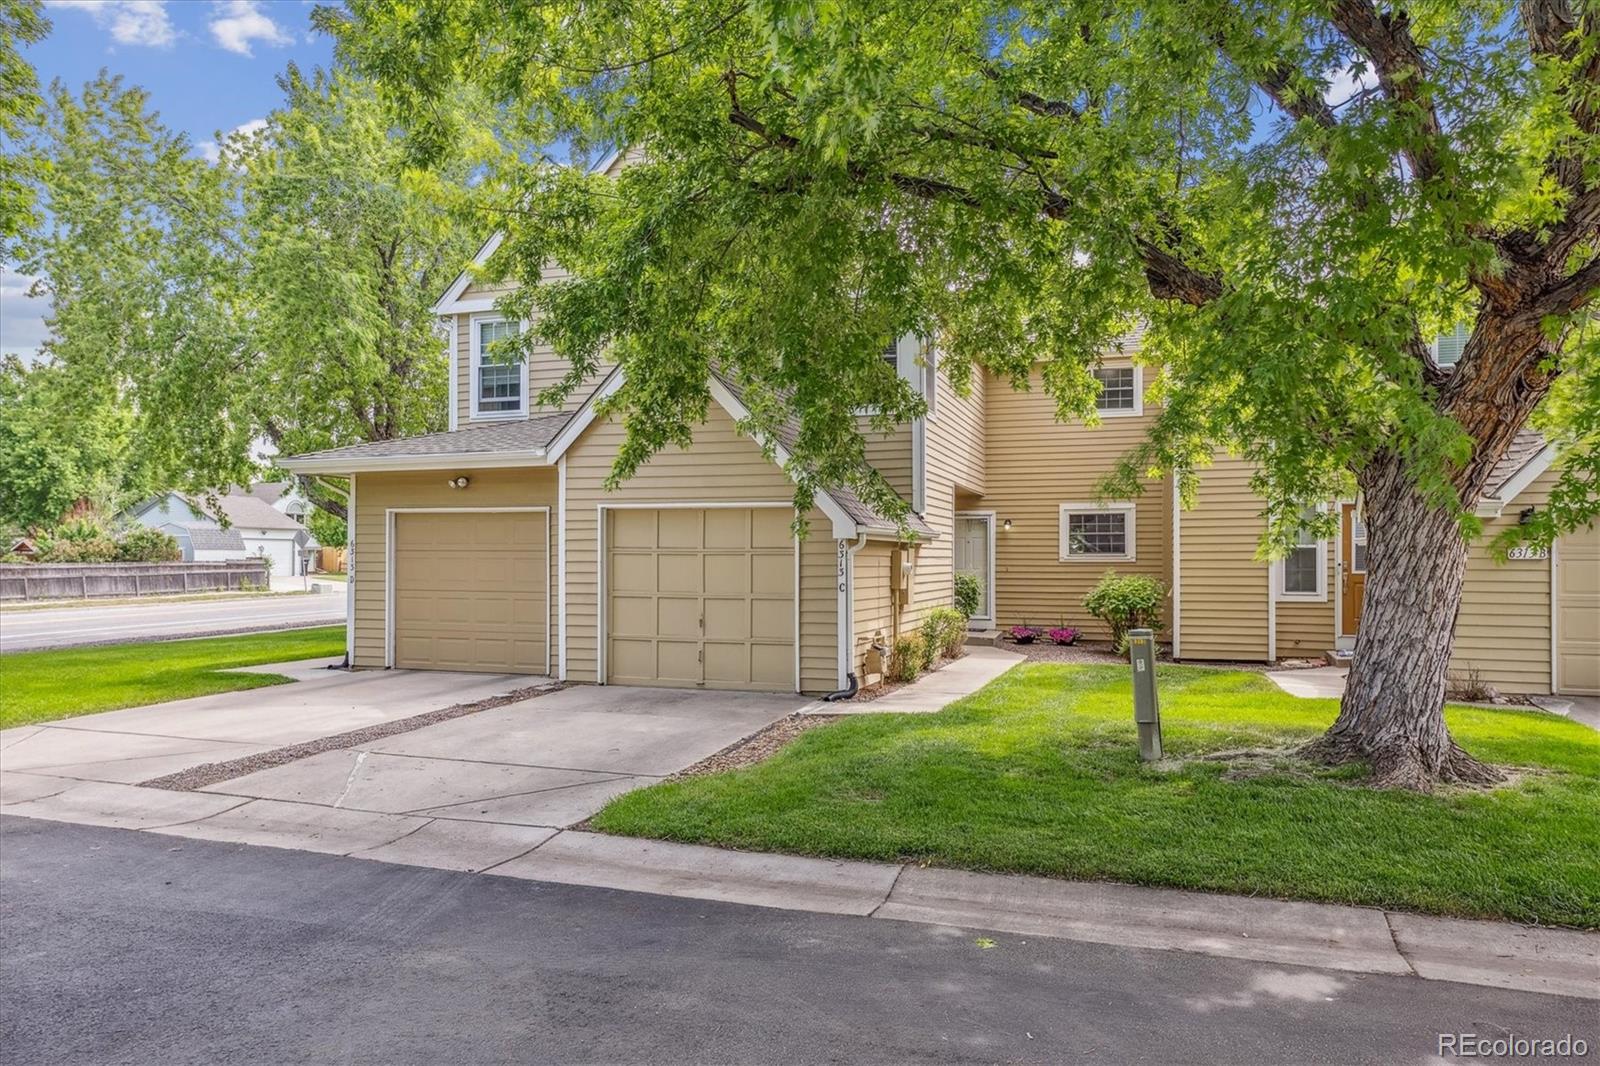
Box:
(287, 414), (573, 465)
(1486, 430), (1548, 498)
(214, 495), (306, 532)
(183, 525), (247, 552)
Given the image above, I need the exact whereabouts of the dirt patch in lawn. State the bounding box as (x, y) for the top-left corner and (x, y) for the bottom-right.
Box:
(139, 681), (563, 792)
(668, 713), (841, 780)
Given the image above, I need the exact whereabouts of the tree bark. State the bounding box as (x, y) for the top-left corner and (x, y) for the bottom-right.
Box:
(1301, 449), (1504, 790)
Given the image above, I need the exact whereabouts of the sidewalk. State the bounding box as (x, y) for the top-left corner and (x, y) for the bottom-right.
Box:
(4, 782), (1593, 1000)
(1267, 665), (1600, 731)
(809, 645), (1025, 715)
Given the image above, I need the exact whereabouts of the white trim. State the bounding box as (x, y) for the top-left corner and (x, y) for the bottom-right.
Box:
(1550, 536), (1559, 694)
(1170, 474), (1181, 659)
(1274, 519), (1329, 603)
(432, 231), (506, 314)
(444, 317), (458, 432)
(383, 506), (552, 673)
(1267, 539), (1278, 662)
(706, 374), (860, 539)
(557, 456), (568, 682)
(954, 510), (996, 627)
(545, 367), (624, 460)
(911, 416), (927, 515)
(1058, 501), (1137, 562)
(347, 475), (356, 666)
(596, 502), (801, 693)
(1334, 501), (1345, 643)
(468, 313), (529, 421)
(282, 450), (549, 476)
(1492, 445), (1558, 510)
(838, 534), (867, 688)
(1092, 363), (1144, 419)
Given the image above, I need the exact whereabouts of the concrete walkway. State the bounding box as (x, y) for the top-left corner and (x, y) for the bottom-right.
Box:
(814, 644), (1025, 715)
(1266, 665), (1600, 731)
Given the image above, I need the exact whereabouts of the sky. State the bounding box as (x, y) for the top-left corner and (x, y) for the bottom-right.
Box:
(2, 0), (336, 361)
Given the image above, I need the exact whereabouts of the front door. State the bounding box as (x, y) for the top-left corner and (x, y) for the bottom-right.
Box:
(1340, 503), (1368, 635)
(954, 513), (992, 626)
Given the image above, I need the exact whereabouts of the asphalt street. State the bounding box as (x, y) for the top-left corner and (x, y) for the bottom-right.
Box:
(0, 591), (347, 652)
(2, 817), (1592, 1066)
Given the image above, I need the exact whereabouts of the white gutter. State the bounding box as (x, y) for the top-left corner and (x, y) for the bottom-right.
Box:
(280, 449), (550, 476)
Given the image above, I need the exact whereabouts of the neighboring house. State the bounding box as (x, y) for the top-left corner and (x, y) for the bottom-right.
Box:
(122, 489), (318, 575)
(243, 480), (312, 525)
(280, 153), (1597, 698)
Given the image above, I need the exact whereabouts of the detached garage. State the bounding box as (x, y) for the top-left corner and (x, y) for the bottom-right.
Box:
(603, 506), (796, 691)
(390, 509), (549, 674)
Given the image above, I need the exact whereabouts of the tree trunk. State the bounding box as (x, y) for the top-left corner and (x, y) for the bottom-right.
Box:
(1301, 449), (1504, 790)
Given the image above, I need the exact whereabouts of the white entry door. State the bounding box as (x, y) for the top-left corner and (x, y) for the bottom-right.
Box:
(954, 513), (993, 626)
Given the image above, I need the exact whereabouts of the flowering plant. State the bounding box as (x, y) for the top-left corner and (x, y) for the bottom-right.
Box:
(1008, 624), (1040, 644)
(1047, 626), (1080, 646)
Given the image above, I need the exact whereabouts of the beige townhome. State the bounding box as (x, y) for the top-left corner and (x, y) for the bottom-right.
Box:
(282, 169), (1597, 700)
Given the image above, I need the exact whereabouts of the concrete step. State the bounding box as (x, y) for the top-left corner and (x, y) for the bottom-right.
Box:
(965, 629), (1000, 648)
(1323, 648), (1354, 667)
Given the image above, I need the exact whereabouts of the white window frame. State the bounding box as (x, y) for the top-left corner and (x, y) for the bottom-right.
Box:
(1059, 501), (1137, 562)
(1092, 363), (1143, 418)
(468, 313), (528, 420)
(1275, 514), (1328, 602)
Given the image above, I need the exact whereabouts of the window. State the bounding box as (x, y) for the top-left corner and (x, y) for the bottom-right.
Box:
(1059, 502), (1136, 561)
(1432, 322), (1470, 367)
(1092, 365), (1141, 416)
(1349, 513), (1368, 572)
(1278, 510), (1326, 600)
(471, 316), (525, 417)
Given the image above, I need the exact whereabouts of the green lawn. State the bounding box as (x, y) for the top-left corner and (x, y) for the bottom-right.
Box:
(593, 664), (1600, 927)
(0, 626), (347, 728)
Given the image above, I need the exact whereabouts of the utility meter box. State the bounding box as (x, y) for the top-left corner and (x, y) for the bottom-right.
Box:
(1128, 628), (1162, 761)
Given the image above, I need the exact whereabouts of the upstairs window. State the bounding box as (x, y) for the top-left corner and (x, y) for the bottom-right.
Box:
(1059, 502), (1136, 561)
(471, 316), (525, 418)
(1092, 365), (1142, 416)
(1432, 323), (1470, 367)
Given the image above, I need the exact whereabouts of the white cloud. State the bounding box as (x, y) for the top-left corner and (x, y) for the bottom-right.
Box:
(49, 0), (176, 48)
(198, 116), (268, 164)
(1324, 63), (1380, 107)
(0, 269), (52, 363)
(208, 0), (292, 56)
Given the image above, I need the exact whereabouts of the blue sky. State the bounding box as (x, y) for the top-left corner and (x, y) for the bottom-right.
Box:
(3, 0), (336, 359)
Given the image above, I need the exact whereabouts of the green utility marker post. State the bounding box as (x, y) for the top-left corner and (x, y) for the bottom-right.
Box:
(1128, 628), (1162, 762)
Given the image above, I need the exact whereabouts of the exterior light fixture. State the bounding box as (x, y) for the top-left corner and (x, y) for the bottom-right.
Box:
(447, 476), (470, 490)
(1002, 518), (1012, 532)
(1519, 506), (1536, 525)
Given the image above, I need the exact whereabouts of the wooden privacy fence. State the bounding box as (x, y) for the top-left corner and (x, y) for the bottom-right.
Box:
(0, 561), (271, 603)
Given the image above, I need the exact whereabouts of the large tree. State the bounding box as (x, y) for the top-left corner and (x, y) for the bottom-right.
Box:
(324, 0), (1600, 788)
(0, 0), (48, 252)
(10, 68), (490, 521)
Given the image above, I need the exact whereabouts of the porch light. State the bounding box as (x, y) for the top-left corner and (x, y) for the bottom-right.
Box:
(447, 476), (470, 490)
(1002, 518), (1012, 532)
(1519, 506), (1536, 525)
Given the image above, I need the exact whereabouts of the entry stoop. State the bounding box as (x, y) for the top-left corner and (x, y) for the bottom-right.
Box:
(1323, 648), (1354, 667)
(965, 630), (1001, 648)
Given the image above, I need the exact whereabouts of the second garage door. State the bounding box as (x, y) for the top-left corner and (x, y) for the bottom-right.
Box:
(606, 507), (795, 691)
(1557, 522), (1600, 695)
(391, 509), (548, 673)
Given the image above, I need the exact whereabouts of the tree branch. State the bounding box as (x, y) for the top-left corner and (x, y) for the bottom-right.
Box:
(1535, 252), (1600, 317)
(1327, 0), (1445, 183)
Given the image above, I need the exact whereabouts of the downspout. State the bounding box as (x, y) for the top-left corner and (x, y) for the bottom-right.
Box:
(822, 531), (869, 701)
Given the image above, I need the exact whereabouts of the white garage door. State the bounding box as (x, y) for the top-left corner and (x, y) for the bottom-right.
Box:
(391, 510), (548, 674)
(248, 537), (296, 577)
(1557, 523), (1599, 695)
(605, 507), (795, 692)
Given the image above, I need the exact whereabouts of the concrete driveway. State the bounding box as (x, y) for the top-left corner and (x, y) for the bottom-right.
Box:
(191, 685), (804, 828)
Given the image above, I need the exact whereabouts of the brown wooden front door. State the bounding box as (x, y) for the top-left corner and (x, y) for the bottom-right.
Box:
(1340, 503), (1368, 635)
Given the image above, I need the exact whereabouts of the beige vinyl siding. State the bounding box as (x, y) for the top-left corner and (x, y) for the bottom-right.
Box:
(982, 366), (1168, 639)
(1450, 470), (1557, 695)
(564, 402), (838, 693)
(351, 467), (560, 672)
(862, 418), (913, 499)
(1275, 548), (1336, 656)
(900, 361), (988, 631)
(853, 541), (896, 678)
(1175, 456), (1270, 661)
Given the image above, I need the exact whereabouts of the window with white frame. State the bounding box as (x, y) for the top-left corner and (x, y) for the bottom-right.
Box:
(472, 316), (525, 417)
(1278, 510), (1326, 600)
(1059, 502), (1136, 561)
(1092, 365), (1141, 416)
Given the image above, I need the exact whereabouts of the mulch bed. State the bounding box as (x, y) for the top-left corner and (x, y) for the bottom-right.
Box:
(140, 680), (563, 792)
(667, 713), (840, 780)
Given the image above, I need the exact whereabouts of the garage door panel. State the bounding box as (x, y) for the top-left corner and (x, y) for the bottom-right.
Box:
(704, 509), (749, 549)
(605, 507), (795, 692)
(392, 511), (547, 674)
(1558, 524), (1600, 695)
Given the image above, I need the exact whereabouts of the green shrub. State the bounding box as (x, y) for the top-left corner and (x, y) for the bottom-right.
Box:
(1083, 570), (1167, 652)
(914, 621), (939, 671)
(953, 572), (982, 619)
(886, 636), (922, 683)
(926, 606), (967, 658)
(35, 536), (119, 563)
(115, 526), (182, 562)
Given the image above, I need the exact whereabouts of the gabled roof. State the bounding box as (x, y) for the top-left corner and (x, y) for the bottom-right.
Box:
(281, 414), (573, 474)
(214, 494), (307, 532)
(1485, 430), (1549, 499)
(243, 481), (289, 505)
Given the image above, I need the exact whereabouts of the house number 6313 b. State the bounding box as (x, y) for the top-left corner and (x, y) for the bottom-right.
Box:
(1507, 546), (1550, 561)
